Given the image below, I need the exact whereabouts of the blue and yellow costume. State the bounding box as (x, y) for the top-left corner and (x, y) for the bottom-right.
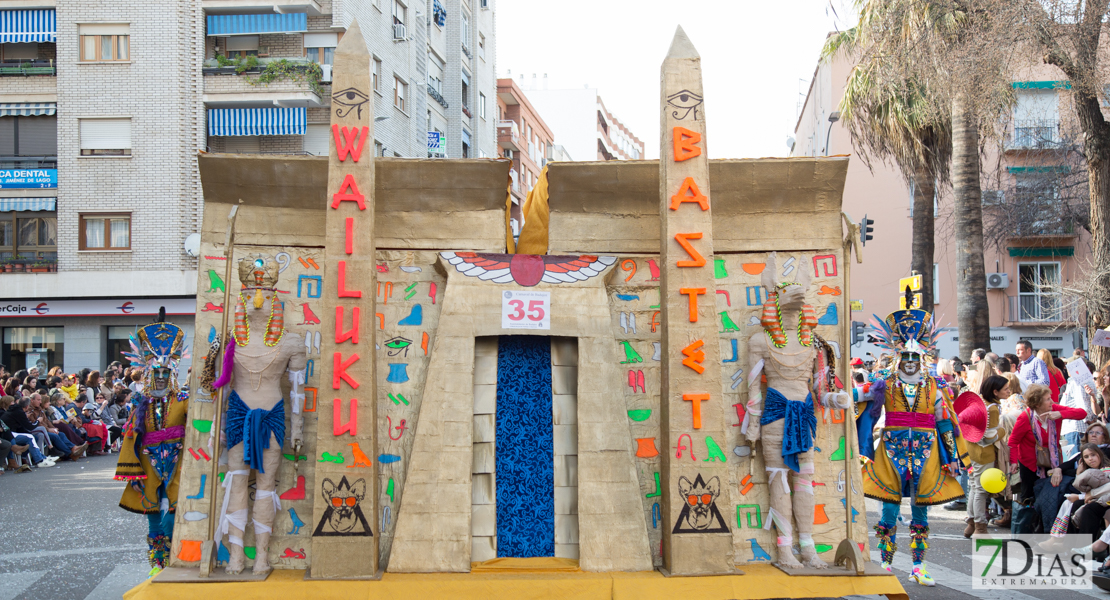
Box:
(113, 318), (189, 575)
(858, 303), (967, 586)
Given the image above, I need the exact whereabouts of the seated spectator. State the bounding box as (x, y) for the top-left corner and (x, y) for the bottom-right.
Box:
(1008, 384), (1086, 507)
(0, 396), (49, 470)
(103, 391), (129, 449)
(129, 370), (143, 394)
(45, 393), (87, 450)
(80, 403), (107, 455)
(58, 374), (79, 401)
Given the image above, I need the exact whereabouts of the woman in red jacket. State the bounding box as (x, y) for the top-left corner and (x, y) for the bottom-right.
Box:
(1039, 349), (1067, 402)
(1009, 384), (1087, 505)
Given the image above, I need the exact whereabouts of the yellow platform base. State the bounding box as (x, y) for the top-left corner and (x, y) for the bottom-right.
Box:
(126, 563), (907, 600)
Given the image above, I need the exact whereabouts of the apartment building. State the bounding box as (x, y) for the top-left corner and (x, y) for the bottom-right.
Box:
(524, 83), (644, 163)
(0, 0), (496, 374)
(794, 48), (1088, 359)
(494, 76), (553, 235)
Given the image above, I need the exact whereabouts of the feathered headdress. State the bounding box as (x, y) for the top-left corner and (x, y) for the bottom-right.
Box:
(868, 286), (941, 356)
(122, 308), (190, 379)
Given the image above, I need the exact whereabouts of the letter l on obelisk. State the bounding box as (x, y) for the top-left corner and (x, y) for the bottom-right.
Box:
(311, 18), (379, 578)
(659, 25), (734, 575)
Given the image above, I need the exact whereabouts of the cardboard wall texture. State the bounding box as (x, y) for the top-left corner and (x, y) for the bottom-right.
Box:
(176, 152), (863, 576)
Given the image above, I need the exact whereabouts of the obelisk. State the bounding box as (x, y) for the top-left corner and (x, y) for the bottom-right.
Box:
(658, 26), (734, 575)
(310, 18), (379, 578)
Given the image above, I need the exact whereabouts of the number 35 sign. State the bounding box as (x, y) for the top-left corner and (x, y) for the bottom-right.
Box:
(501, 290), (551, 330)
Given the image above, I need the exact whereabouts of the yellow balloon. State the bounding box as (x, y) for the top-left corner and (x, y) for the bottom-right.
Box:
(981, 468), (1007, 494)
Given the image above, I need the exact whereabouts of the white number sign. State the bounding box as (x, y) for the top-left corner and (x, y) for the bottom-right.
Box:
(501, 290), (550, 330)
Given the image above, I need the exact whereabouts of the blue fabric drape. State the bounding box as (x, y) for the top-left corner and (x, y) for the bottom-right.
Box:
(760, 388), (816, 473)
(495, 335), (554, 558)
(224, 392), (285, 473)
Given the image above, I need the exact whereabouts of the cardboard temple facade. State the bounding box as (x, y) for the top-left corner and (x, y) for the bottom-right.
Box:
(164, 25), (875, 584)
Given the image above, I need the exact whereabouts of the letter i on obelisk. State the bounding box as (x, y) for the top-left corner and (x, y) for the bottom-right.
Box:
(311, 19), (379, 579)
(658, 26), (734, 575)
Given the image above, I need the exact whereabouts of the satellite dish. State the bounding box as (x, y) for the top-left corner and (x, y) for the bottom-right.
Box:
(184, 233), (201, 257)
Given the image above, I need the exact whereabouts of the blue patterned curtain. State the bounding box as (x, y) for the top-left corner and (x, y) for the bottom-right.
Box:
(495, 335), (554, 557)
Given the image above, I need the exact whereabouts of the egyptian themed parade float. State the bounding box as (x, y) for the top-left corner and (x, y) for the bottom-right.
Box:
(129, 24), (908, 600)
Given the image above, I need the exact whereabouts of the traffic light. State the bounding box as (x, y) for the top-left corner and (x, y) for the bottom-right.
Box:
(860, 214), (875, 246)
(851, 321), (867, 346)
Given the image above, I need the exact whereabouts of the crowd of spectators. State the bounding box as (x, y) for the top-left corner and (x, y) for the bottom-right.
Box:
(0, 362), (138, 474)
(854, 342), (1110, 563)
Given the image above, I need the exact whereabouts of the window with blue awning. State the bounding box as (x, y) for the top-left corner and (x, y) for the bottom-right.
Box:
(206, 13), (307, 36)
(0, 9), (56, 43)
(207, 108), (306, 136)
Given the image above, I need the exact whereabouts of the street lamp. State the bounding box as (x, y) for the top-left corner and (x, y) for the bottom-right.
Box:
(824, 111), (840, 156)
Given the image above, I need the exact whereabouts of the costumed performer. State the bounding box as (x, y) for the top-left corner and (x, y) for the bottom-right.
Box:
(860, 290), (967, 587)
(113, 311), (190, 576)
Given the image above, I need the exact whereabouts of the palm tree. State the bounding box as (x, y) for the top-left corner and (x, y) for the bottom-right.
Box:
(824, 20), (951, 316)
(826, 0), (995, 358)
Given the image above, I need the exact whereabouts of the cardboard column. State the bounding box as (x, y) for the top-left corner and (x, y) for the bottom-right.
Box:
(658, 26), (733, 575)
(310, 19), (379, 578)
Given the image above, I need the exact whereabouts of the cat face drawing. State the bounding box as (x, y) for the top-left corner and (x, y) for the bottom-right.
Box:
(673, 473), (729, 534)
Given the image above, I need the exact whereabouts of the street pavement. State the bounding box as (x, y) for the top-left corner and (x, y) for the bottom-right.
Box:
(0, 454), (148, 600)
(2, 457), (1109, 600)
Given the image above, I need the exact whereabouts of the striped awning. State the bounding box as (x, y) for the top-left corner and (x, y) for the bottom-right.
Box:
(208, 107), (306, 136)
(0, 103), (56, 117)
(0, 9), (55, 43)
(0, 197), (55, 212)
(206, 13), (307, 36)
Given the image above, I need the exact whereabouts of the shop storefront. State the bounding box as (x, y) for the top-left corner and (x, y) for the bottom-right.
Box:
(0, 297), (194, 376)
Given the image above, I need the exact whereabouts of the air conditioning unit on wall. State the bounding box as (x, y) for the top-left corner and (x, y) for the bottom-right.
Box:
(320, 65), (332, 83)
(986, 273), (1009, 289)
(393, 24), (407, 41)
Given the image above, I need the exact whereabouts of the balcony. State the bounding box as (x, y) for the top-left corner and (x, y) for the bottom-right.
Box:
(201, 0), (323, 15)
(509, 168), (522, 197)
(0, 59), (55, 76)
(497, 120), (522, 151)
(1007, 120), (1062, 151)
(203, 58), (323, 107)
(1007, 294), (1080, 325)
(426, 83), (448, 109)
(0, 258), (56, 273)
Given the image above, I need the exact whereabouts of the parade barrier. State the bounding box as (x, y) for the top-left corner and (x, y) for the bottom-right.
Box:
(126, 24), (906, 600)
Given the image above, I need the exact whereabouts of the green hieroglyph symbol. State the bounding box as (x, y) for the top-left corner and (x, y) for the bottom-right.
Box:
(207, 269), (225, 293)
(319, 452), (345, 464)
(627, 409), (651, 422)
(620, 340), (643, 364)
(645, 472), (661, 498)
(714, 257), (728, 279)
(704, 436), (727, 462)
(720, 311), (740, 333)
(192, 419), (213, 433)
(386, 478), (395, 502)
(828, 436), (851, 461)
(737, 504), (762, 529)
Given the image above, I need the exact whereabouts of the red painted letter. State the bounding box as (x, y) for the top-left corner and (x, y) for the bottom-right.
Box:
(344, 217), (355, 254)
(331, 174), (366, 210)
(337, 261), (362, 298)
(333, 352), (360, 389)
(673, 126), (702, 162)
(333, 398), (358, 436)
(335, 306), (360, 344)
(332, 125), (369, 162)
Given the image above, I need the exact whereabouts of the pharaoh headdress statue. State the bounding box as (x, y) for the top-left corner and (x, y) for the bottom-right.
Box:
(234, 254), (285, 347)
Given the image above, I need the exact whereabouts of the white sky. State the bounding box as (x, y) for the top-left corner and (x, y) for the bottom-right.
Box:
(494, 0), (857, 160)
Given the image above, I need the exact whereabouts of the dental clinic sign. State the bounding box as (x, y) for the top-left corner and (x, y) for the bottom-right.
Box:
(1, 169), (57, 189)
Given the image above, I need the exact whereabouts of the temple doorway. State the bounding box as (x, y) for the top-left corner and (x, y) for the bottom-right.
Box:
(471, 336), (579, 561)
